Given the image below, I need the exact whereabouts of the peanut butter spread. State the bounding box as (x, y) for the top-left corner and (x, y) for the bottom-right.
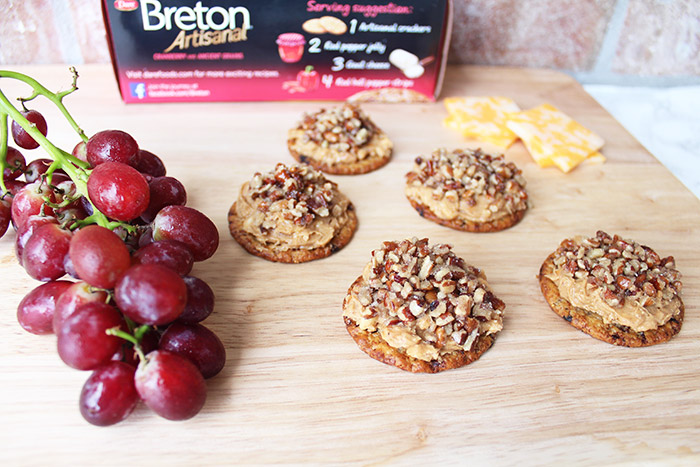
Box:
(235, 163), (353, 251)
(344, 238), (504, 362)
(288, 103), (393, 165)
(545, 231), (683, 332)
(405, 148), (528, 223)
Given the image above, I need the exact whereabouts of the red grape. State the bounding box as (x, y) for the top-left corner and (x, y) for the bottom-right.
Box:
(53, 281), (108, 334)
(23, 159), (69, 186)
(152, 206), (219, 261)
(57, 301), (125, 370)
(79, 361), (139, 426)
(179, 276), (215, 324)
(135, 350), (207, 421)
(115, 225), (143, 251)
(53, 179), (79, 207)
(87, 161), (149, 221)
(86, 130), (139, 167)
(3, 147), (26, 180)
(159, 323), (225, 379)
(24, 158), (52, 183)
(17, 280), (73, 335)
(11, 109), (48, 150)
(140, 328), (161, 353)
(22, 223), (72, 281)
(55, 207), (87, 226)
(63, 253), (79, 279)
(15, 214), (58, 264)
(140, 176), (187, 223)
(11, 181), (55, 229)
(3, 179), (27, 196)
(69, 225), (131, 289)
(79, 195), (94, 217)
(71, 141), (88, 163)
(0, 198), (10, 238)
(133, 149), (166, 177)
(114, 264), (187, 325)
(133, 240), (194, 276)
(138, 226), (154, 248)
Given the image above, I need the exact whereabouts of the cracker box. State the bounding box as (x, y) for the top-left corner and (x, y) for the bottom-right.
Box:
(102, 0), (453, 103)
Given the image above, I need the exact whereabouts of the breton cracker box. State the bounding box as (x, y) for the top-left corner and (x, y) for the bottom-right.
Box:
(101, 0), (452, 103)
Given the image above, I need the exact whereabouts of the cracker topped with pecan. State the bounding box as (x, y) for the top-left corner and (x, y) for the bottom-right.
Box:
(343, 237), (505, 372)
(228, 163), (357, 263)
(405, 148), (528, 232)
(287, 103), (393, 175)
(538, 230), (684, 346)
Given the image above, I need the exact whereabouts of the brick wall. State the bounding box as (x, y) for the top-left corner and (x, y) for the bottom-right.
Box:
(0, 0), (698, 84)
(449, 0), (700, 84)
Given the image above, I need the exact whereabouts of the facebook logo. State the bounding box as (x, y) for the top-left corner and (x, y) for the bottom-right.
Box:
(130, 82), (147, 99)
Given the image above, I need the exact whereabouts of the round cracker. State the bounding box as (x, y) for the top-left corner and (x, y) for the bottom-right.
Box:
(228, 201), (357, 263)
(287, 136), (392, 175)
(406, 197), (526, 233)
(343, 277), (497, 373)
(302, 18), (326, 34)
(538, 252), (684, 347)
(319, 16), (347, 35)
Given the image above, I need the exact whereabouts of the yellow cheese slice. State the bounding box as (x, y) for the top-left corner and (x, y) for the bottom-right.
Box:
(443, 96), (521, 148)
(443, 113), (461, 131)
(506, 104), (605, 173)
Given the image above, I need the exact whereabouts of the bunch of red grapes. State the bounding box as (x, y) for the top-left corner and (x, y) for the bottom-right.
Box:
(1, 103), (225, 425)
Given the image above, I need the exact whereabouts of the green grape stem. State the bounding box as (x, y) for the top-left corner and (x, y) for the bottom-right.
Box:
(106, 326), (148, 363)
(9, 67), (87, 144)
(0, 68), (136, 233)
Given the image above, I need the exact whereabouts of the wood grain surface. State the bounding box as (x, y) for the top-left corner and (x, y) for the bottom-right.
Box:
(0, 65), (698, 465)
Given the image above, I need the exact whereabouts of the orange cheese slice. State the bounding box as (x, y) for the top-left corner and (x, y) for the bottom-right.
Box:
(506, 104), (605, 173)
(443, 96), (521, 148)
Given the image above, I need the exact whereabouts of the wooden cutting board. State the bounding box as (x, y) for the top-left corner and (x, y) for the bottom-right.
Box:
(1, 65), (698, 465)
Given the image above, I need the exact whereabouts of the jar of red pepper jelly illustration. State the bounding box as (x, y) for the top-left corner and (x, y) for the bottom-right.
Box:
(276, 33), (306, 63)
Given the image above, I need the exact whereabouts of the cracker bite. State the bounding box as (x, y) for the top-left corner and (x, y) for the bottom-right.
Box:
(405, 148), (528, 232)
(538, 231), (684, 346)
(343, 238), (505, 373)
(228, 163), (357, 263)
(287, 103), (393, 175)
